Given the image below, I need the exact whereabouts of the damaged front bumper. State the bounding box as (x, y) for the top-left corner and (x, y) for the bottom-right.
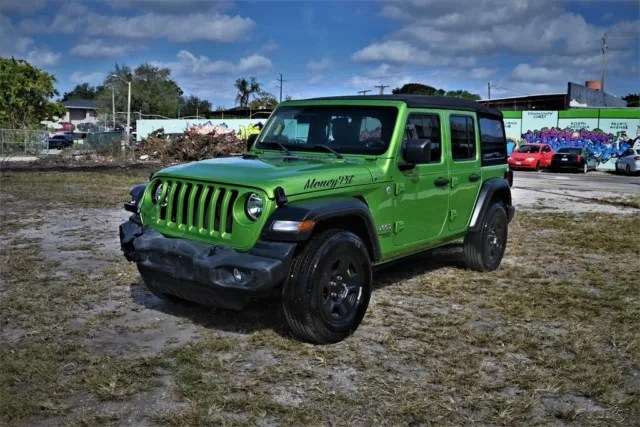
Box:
(119, 215), (296, 309)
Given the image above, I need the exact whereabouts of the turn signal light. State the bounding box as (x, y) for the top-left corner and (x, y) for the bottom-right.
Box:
(298, 220), (315, 232)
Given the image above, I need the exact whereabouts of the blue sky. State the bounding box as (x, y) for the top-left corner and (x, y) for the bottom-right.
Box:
(1, 0), (638, 108)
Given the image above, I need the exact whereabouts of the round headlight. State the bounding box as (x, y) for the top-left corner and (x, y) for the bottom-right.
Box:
(154, 184), (164, 203)
(245, 193), (263, 221)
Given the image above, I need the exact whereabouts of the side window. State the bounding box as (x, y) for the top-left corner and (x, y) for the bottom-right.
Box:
(404, 114), (442, 163)
(479, 116), (506, 165)
(450, 115), (476, 161)
(542, 145), (551, 153)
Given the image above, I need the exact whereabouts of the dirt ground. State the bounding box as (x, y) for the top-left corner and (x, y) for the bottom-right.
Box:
(1, 169), (638, 427)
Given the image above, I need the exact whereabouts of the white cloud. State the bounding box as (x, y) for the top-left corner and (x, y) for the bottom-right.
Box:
(69, 39), (142, 58)
(307, 58), (334, 73)
(471, 67), (498, 80)
(86, 12), (255, 43)
(20, 9), (255, 44)
(26, 49), (62, 67)
(511, 64), (564, 83)
(0, 13), (33, 55)
(70, 71), (107, 85)
(352, 40), (475, 67)
(258, 40), (279, 54)
(0, 0), (46, 14)
(158, 50), (272, 77)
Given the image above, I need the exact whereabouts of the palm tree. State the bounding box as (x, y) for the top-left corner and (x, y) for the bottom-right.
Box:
(234, 77), (261, 107)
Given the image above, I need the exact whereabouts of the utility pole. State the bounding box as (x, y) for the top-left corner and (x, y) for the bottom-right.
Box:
(111, 86), (116, 129)
(374, 84), (389, 95)
(196, 106), (199, 120)
(600, 32), (607, 92)
(358, 90), (371, 96)
(276, 73), (286, 102)
(488, 81), (491, 100)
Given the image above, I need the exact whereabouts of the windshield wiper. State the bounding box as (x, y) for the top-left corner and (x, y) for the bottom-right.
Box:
(313, 144), (344, 159)
(260, 141), (293, 156)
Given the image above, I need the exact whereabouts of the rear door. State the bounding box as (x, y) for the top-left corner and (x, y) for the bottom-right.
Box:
(447, 113), (481, 232)
(393, 111), (449, 246)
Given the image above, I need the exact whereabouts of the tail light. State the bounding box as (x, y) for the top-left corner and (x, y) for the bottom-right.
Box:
(577, 155), (581, 163)
(505, 169), (513, 187)
(634, 156), (640, 160)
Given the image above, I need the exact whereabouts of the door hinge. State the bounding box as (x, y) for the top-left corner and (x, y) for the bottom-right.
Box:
(451, 176), (459, 188)
(394, 221), (404, 233)
(449, 210), (458, 221)
(395, 183), (405, 195)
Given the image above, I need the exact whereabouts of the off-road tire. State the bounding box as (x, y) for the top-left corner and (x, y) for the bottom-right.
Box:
(282, 229), (372, 344)
(463, 203), (508, 272)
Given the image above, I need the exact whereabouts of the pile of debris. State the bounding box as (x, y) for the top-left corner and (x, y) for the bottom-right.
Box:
(137, 127), (246, 163)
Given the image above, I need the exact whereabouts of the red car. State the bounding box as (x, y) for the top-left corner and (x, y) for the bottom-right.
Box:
(59, 122), (76, 132)
(508, 144), (555, 171)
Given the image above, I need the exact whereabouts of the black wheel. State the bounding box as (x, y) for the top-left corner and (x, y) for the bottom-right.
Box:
(282, 229), (372, 344)
(582, 162), (588, 174)
(626, 165), (631, 176)
(463, 203), (508, 272)
(535, 162), (540, 171)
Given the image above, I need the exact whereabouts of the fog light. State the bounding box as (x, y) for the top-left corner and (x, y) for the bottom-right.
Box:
(233, 268), (242, 282)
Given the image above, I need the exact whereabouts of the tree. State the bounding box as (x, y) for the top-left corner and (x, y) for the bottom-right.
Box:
(285, 95), (292, 101)
(250, 90), (278, 110)
(445, 90), (481, 101)
(234, 77), (261, 107)
(61, 83), (104, 102)
(215, 105), (226, 112)
(99, 63), (183, 121)
(0, 57), (65, 129)
(179, 95), (212, 117)
(392, 83), (440, 95)
(622, 93), (639, 107)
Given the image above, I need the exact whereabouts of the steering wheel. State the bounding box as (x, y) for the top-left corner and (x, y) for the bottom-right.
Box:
(361, 138), (385, 149)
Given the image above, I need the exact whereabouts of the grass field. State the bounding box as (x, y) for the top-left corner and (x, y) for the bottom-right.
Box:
(1, 170), (638, 426)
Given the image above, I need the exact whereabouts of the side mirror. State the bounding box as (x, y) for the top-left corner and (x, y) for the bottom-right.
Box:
(399, 139), (432, 171)
(247, 133), (258, 151)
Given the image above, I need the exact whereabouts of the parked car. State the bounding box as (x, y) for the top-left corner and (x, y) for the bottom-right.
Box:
(48, 134), (74, 150)
(615, 148), (640, 175)
(508, 143), (554, 171)
(550, 147), (597, 173)
(59, 122), (75, 132)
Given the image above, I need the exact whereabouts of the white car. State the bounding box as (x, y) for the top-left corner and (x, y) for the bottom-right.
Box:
(615, 148), (640, 175)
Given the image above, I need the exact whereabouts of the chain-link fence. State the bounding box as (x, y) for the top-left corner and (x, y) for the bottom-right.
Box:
(0, 129), (48, 157)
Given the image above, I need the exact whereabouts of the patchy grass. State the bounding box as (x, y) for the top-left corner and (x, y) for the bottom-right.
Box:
(1, 169), (638, 426)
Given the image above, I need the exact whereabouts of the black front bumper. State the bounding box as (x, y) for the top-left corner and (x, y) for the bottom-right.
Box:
(119, 217), (296, 309)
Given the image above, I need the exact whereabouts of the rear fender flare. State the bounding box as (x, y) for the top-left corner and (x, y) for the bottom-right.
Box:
(469, 178), (513, 232)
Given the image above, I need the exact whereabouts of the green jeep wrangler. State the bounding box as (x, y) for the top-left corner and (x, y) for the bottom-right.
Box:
(120, 95), (514, 344)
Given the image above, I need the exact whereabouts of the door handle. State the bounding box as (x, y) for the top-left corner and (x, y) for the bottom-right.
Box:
(434, 178), (450, 187)
(468, 174), (481, 182)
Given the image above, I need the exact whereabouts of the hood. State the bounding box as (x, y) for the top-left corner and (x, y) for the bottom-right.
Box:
(155, 155), (375, 198)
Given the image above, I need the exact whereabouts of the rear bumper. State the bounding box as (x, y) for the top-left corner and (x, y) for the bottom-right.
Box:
(119, 217), (296, 309)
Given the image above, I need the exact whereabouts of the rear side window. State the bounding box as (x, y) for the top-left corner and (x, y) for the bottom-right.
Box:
(405, 114), (442, 163)
(450, 116), (476, 161)
(479, 117), (507, 166)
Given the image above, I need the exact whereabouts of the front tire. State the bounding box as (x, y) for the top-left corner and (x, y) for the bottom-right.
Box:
(463, 203), (508, 272)
(282, 229), (372, 344)
(582, 162), (588, 174)
(626, 165), (632, 176)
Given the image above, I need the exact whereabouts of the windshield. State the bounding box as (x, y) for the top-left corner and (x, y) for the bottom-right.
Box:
(256, 105), (398, 155)
(557, 148), (582, 154)
(516, 145), (541, 153)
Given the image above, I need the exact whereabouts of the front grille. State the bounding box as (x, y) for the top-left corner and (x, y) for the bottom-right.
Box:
(156, 180), (239, 235)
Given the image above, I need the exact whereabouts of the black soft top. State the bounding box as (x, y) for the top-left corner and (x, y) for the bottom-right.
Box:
(305, 95), (502, 118)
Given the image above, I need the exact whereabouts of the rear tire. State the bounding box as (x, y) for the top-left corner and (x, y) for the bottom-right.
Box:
(535, 162), (540, 171)
(282, 229), (372, 344)
(626, 165), (632, 176)
(463, 203), (508, 272)
(582, 163), (588, 174)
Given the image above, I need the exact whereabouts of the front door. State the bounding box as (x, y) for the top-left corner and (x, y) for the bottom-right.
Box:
(447, 113), (482, 232)
(393, 112), (450, 246)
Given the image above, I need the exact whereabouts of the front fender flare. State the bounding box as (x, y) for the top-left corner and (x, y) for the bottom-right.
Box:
(261, 197), (381, 262)
(469, 178), (514, 232)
